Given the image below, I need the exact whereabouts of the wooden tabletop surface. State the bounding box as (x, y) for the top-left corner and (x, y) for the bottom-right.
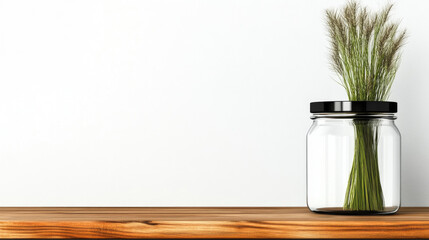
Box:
(0, 207), (428, 239)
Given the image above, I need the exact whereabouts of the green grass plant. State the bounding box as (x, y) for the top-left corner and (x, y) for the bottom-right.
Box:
(326, 1), (406, 212)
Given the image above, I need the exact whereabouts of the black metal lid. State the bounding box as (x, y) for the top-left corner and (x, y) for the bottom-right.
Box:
(310, 101), (397, 113)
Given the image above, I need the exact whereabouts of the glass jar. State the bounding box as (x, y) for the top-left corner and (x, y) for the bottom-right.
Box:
(307, 101), (400, 214)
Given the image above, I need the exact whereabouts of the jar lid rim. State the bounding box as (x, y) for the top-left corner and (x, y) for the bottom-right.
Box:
(310, 101), (397, 113)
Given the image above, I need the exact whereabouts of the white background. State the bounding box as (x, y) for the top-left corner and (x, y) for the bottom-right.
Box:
(0, 0), (427, 206)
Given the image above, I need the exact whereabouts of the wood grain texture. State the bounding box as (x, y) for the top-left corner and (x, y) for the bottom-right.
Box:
(0, 207), (428, 239)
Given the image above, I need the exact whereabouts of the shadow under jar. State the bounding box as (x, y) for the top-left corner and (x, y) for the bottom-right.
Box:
(307, 101), (400, 215)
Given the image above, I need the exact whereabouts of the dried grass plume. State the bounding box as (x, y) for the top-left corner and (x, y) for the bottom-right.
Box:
(326, 1), (406, 101)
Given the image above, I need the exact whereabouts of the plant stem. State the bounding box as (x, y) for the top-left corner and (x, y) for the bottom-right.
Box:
(344, 119), (384, 211)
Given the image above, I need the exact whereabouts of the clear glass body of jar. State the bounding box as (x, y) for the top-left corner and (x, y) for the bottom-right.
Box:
(307, 108), (400, 214)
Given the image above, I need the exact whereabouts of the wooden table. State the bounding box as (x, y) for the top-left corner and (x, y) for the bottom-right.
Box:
(0, 207), (428, 239)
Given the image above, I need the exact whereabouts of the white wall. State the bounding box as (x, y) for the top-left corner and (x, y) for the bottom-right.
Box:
(0, 0), (427, 206)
